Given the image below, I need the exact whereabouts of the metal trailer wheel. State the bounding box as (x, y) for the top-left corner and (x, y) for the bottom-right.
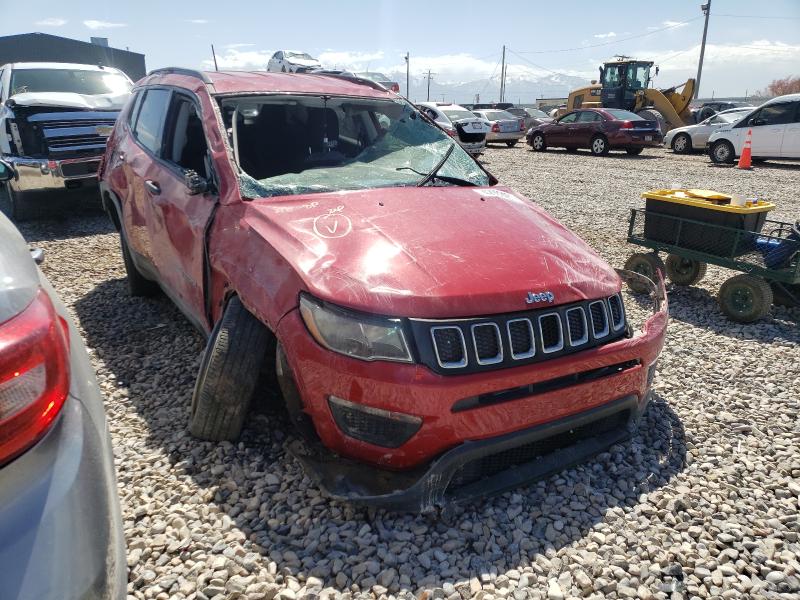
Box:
(665, 254), (707, 286)
(623, 252), (665, 293)
(718, 274), (773, 323)
(671, 133), (693, 154)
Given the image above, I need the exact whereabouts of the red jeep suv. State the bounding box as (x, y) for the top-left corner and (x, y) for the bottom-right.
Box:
(99, 68), (668, 511)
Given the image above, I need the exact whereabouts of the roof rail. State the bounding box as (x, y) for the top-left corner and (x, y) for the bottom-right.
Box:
(146, 67), (213, 85)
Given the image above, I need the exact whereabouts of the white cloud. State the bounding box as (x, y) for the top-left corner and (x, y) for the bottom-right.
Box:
(662, 20), (689, 28)
(188, 19), (208, 24)
(36, 17), (67, 27)
(225, 43), (255, 49)
(594, 32), (616, 39)
(316, 50), (384, 70)
(83, 20), (127, 30)
(202, 49), (271, 70)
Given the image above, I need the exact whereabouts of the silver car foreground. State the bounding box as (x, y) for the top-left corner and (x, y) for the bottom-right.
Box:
(0, 161), (126, 599)
(664, 107), (754, 154)
(472, 109), (526, 147)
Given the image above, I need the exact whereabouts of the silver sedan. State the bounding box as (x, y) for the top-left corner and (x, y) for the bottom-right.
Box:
(472, 109), (526, 147)
(665, 107), (754, 154)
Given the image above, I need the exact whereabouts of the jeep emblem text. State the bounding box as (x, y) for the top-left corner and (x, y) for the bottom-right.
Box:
(526, 291), (555, 304)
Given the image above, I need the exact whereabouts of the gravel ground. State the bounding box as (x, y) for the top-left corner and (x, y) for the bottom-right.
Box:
(18, 148), (800, 600)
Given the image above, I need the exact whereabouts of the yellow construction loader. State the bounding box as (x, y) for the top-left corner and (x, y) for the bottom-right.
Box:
(561, 57), (695, 134)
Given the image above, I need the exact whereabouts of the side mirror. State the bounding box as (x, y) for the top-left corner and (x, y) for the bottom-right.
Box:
(750, 117), (766, 126)
(0, 160), (14, 182)
(184, 170), (208, 195)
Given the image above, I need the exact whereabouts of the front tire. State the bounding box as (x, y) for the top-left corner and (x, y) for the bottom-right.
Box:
(626, 148), (644, 156)
(710, 140), (736, 164)
(530, 132), (546, 152)
(189, 296), (273, 441)
(665, 254), (707, 286)
(671, 133), (692, 154)
(718, 274), (773, 322)
(590, 135), (609, 156)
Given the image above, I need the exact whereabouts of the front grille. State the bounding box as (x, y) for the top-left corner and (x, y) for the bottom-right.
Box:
(447, 409), (630, 491)
(411, 294), (627, 374)
(472, 323), (502, 364)
(431, 326), (467, 367)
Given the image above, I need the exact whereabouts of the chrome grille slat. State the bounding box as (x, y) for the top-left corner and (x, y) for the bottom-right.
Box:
(507, 318), (535, 359)
(589, 301), (610, 338)
(538, 313), (564, 353)
(471, 323), (503, 365)
(565, 307), (589, 346)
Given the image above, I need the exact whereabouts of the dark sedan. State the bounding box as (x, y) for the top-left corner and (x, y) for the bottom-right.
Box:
(527, 108), (663, 156)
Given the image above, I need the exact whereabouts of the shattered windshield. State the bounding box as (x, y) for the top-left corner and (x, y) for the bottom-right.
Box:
(9, 69), (132, 96)
(220, 95), (490, 198)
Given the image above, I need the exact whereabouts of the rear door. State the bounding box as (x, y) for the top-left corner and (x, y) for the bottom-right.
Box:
(741, 102), (794, 156)
(575, 110), (602, 146)
(780, 101), (800, 158)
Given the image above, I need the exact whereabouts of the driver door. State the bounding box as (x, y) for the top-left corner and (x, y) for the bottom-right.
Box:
(549, 112), (577, 145)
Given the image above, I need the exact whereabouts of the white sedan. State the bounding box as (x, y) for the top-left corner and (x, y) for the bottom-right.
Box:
(472, 109), (526, 147)
(665, 107), (753, 154)
(266, 51), (321, 73)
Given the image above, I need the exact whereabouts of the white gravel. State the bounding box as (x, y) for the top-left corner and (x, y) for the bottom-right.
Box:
(18, 148), (800, 600)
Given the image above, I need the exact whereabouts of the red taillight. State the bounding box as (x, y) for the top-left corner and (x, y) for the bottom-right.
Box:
(0, 290), (70, 466)
(445, 128), (458, 138)
(491, 123), (500, 133)
(519, 119), (525, 130)
(391, 83), (400, 93)
(621, 120), (634, 129)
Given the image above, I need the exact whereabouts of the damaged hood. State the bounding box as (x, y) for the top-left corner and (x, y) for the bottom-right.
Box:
(8, 91), (129, 110)
(245, 186), (620, 318)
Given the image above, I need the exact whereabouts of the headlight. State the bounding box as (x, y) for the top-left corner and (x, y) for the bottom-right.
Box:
(299, 295), (413, 363)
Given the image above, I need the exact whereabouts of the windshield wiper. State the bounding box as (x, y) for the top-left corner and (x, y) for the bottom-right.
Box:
(416, 143), (455, 187)
(394, 147), (476, 187)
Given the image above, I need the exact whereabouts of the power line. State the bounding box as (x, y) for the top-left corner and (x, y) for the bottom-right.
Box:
(715, 13), (800, 20)
(513, 16), (704, 55)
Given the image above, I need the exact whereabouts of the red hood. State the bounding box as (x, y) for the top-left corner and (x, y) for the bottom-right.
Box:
(244, 186), (620, 318)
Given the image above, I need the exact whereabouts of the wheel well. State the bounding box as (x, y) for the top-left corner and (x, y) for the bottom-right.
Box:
(102, 190), (122, 231)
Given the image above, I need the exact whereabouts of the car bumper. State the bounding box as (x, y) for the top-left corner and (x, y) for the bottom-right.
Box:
(608, 131), (663, 147)
(486, 131), (525, 142)
(0, 285), (126, 599)
(5, 155), (102, 196)
(459, 140), (486, 155)
(276, 272), (668, 509)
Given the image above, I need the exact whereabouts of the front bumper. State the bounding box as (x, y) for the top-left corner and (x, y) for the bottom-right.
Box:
(5, 155), (102, 196)
(290, 394), (637, 512)
(276, 271), (668, 509)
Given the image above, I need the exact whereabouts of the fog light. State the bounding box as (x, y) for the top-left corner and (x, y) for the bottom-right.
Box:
(328, 396), (422, 448)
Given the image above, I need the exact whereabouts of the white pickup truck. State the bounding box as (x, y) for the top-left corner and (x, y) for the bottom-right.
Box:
(0, 62), (132, 219)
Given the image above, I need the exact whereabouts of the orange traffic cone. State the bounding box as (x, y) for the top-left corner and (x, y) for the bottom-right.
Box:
(737, 128), (753, 169)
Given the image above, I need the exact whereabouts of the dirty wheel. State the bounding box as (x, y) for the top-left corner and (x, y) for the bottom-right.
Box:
(505, 140), (518, 147)
(665, 254), (707, 286)
(710, 140), (735, 164)
(530, 133), (546, 152)
(590, 135), (609, 156)
(671, 133), (692, 154)
(626, 148), (644, 156)
(623, 253), (664, 293)
(189, 296), (273, 441)
(718, 274), (773, 323)
(120, 229), (159, 297)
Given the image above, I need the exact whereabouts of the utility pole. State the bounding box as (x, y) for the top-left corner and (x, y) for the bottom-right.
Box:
(499, 45), (506, 102)
(404, 52), (410, 98)
(424, 69), (435, 101)
(695, 0), (711, 98)
(211, 44), (219, 71)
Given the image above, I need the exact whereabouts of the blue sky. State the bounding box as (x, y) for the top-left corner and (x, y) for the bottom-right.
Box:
(4, 0), (799, 98)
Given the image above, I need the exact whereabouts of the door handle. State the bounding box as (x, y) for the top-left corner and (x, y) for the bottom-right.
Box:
(145, 180), (161, 195)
